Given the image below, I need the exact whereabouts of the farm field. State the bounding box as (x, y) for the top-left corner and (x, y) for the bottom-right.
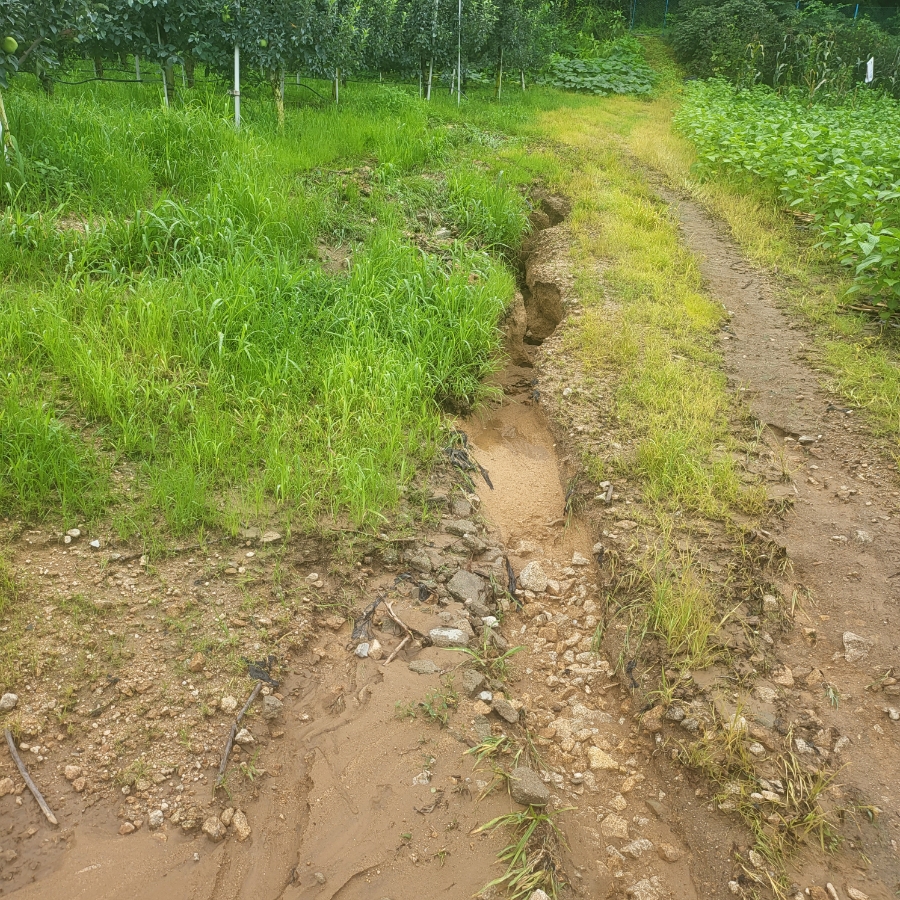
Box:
(1, 17), (900, 900)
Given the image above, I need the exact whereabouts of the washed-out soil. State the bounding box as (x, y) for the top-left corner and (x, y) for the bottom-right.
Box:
(1, 181), (898, 900)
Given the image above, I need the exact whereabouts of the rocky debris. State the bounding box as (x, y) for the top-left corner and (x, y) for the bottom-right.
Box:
(354, 642), (370, 658)
(188, 652), (205, 673)
(409, 659), (441, 675)
(509, 766), (550, 807)
(640, 705), (664, 733)
(447, 570), (486, 605)
(529, 891), (551, 900)
(492, 698), (520, 724)
(461, 670), (486, 695)
(324, 615), (345, 630)
(220, 696), (238, 713)
(202, 816), (227, 842)
(445, 519), (477, 537)
(0, 693), (18, 712)
(148, 810), (164, 829)
(0, 777), (14, 798)
(235, 728), (254, 745)
(626, 878), (661, 900)
(621, 838), (654, 859)
(772, 666), (794, 687)
(571, 552), (590, 567)
(72, 776), (87, 792)
(220, 808), (235, 826)
(600, 814), (629, 840)
(664, 706), (685, 722)
(843, 632), (873, 663)
(886, 707), (900, 721)
(518, 561), (548, 593)
(64, 765), (83, 781)
(119, 822), (136, 835)
(847, 888), (870, 900)
(232, 810), (251, 841)
(259, 530), (282, 544)
(314, 871), (327, 884)
(657, 843), (683, 862)
(429, 627), (470, 648)
(407, 551), (433, 573)
(588, 747), (618, 771)
(262, 695), (283, 720)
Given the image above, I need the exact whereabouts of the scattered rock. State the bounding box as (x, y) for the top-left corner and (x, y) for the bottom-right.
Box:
(445, 519), (477, 537)
(409, 659), (440, 675)
(188, 652), (205, 673)
(429, 627), (470, 648)
(664, 706), (685, 722)
(625, 879), (659, 900)
(220, 696), (238, 713)
(0, 777), (14, 798)
(262, 695), (283, 720)
(260, 530), (282, 544)
(847, 888), (870, 900)
(518, 561), (548, 593)
(314, 872), (327, 885)
(621, 838), (654, 859)
(886, 707), (900, 721)
(119, 822), (136, 835)
(324, 615), (345, 631)
(447, 570), (486, 605)
(600, 814), (629, 840)
(640, 705), (665, 733)
(64, 765), (83, 782)
(72, 777), (87, 792)
(461, 670), (486, 695)
(588, 747), (618, 771)
(407, 551), (433, 574)
(509, 766), (550, 807)
(657, 843), (683, 862)
(772, 666), (794, 687)
(354, 642), (370, 658)
(472, 700), (492, 716)
(148, 810), (164, 829)
(0, 693), (18, 713)
(762, 594), (779, 613)
(220, 807), (235, 826)
(529, 891), (551, 900)
(854, 530), (873, 544)
(232, 810), (251, 842)
(492, 698), (520, 724)
(571, 552), (590, 567)
(235, 728), (254, 745)
(680, 717), (700, 734)
(843, 632), (873, 663)
(202, 816), (227, 842)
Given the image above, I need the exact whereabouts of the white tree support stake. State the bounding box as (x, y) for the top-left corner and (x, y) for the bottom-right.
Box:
(233, 42), (241, 129)
(457, 0), (462, 107)
(161, 66), (169, 107)
(135, 55), (141, 81)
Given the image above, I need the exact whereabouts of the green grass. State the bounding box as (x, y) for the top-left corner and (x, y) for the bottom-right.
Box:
(0, 75), (581, 536)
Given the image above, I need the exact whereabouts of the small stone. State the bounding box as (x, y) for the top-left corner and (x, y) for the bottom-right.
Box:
(220, 696), (238, 713)
(518, 561), (548, 593)
(0, 777), (14, 797)
(657, 843), (683, 862)
(748, 849), (764, 869)
(843, 631), (873, 663)
(0, 693), (18, 712)
(461, 670), (485, 695)
(202, 816), (226, 842)
(64, 765), (83, 781)
(148, 810), (164, 829)
(447, 570), (486, 605)
(368, 640), (384, 661)
(609, 793), (627, 811)
(794, 737), (814, 754)
(847, 888), (870, 900)
(641, 705), (664, 733)
(314, 872), (327, 885)
(444, 519), (477, 536)
(588, 747), (618, 771)
(408, 551), (433, 574)
(355, 642), (370, 658)
(67, 528), (81, 538)
(119, 822), (136, 835)
(492, 698), (519, 724)
(833, 736), (851, 754)
(220, 807), (235, 826)
(409, 660), (440, 675)
(748, 742), (766, 756)
(478, 691), (494, 703)
(260, 530), (282, 544)
(680, 717), (700, 733)
(854, 530), (873, 544)
(621, 838), (654, 859)
(72, 777), (87, 792)
(324, 615), (345, 630)
(664, 706), (685, 722)
(232, 810), (251, 841)
(571, 552), (590, 567)
(235, 728), (254, 745)
(886, 707), (900, 721)
(188, 652), (205, 673)
(89, 539), (101, 549)
(600, 814), (629, 840)
(762, 594), (779, 613)
(429, 627), (469, 648)
(509, 766), (550, 807)
(772, 666), (794, 687)
(625, 879), (659, 900)
(728, 882), (741, 895)
(529, 891), (551, 900)
(263, 695), (283, 720)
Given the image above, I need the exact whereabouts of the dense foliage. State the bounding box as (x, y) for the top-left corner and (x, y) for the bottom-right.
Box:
(677, 79), (900, 317)
(543, 39), (654, 93)
(672, 0), (900, 97)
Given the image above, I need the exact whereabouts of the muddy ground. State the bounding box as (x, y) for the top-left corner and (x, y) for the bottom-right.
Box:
(1, 183), (899, 900)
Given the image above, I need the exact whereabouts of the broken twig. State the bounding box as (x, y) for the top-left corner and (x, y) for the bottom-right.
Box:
(383, 634), (411, 666)
(4, 729), (58, 826)
(213, 681), (263, 796)
(383, 600), (413, 638)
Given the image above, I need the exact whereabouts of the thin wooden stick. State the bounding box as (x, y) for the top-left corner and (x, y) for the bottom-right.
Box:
(212, 681), (262, 796)
(383, 601), (413, 638)
(4, 729), (58, 826)
(383, 634), (411, 666)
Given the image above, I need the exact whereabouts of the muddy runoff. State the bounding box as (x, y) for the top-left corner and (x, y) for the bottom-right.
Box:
(2, 197), (717, 900)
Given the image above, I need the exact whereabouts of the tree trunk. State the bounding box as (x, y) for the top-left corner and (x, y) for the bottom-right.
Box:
(270, 69), (285, 129)
(495, 46), (503, 100)
(0, 88), (13, 159)
(93, 56), (104, 79)
(164, 63), (176, 102)
(184, 53), (196, 88)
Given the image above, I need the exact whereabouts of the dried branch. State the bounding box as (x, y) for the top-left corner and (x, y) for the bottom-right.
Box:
(4, 729), (58, 826)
